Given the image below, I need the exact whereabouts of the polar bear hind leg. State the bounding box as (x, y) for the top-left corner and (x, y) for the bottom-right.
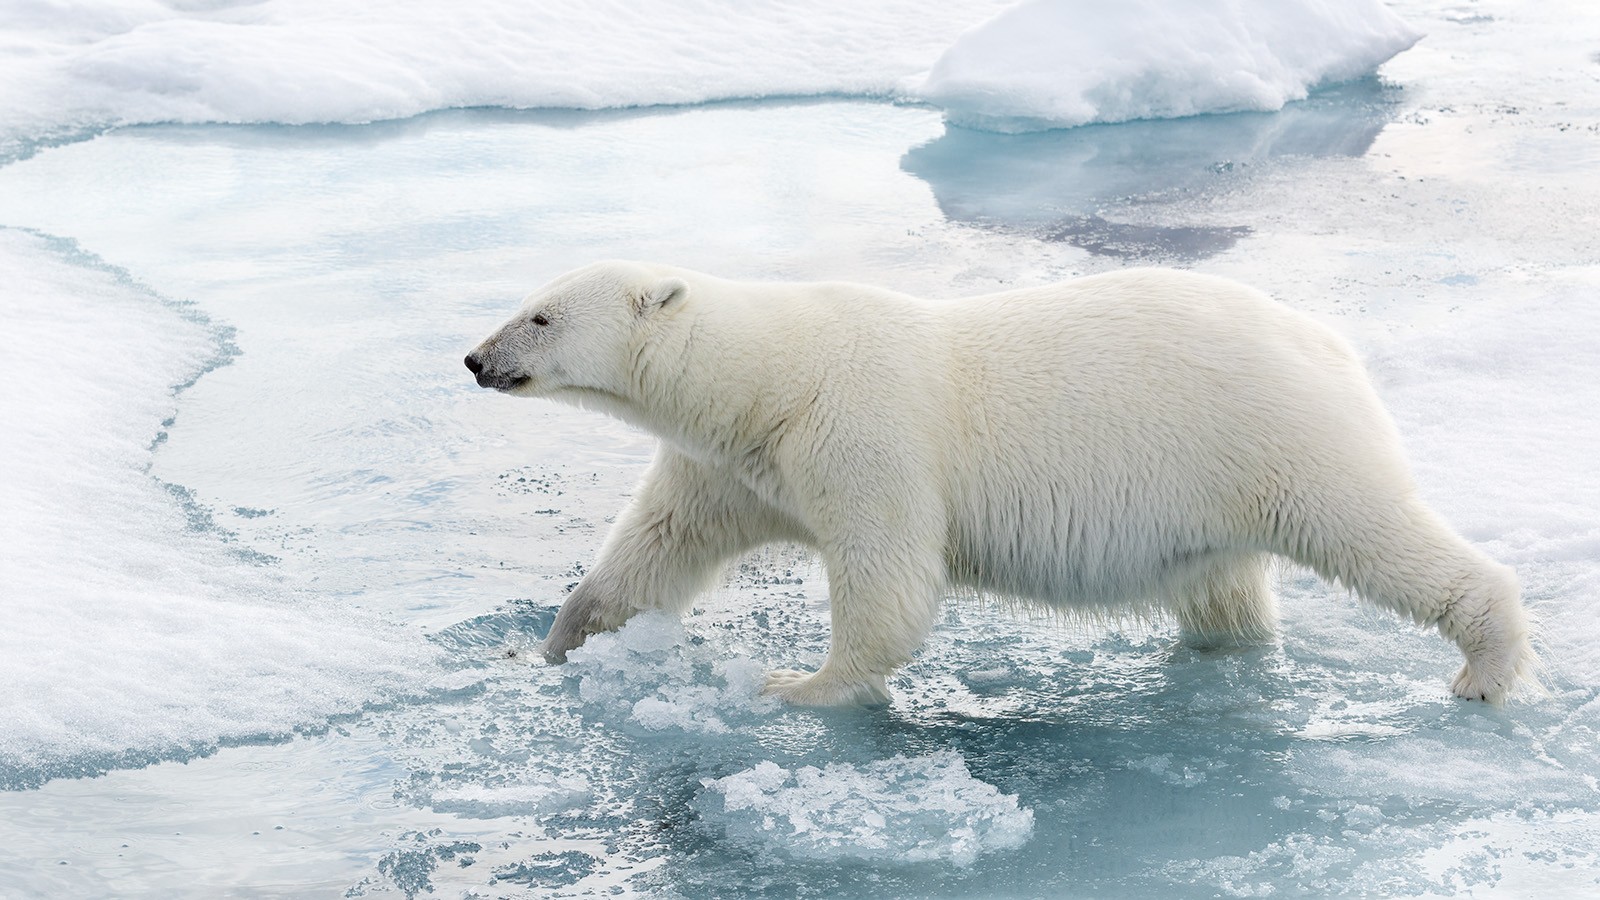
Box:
(1289, 497), (1533, 704)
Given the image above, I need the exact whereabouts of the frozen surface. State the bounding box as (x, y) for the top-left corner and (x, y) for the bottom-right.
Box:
(0, 229), (437, 788)
(0, 0), (1012, 161)
(0, 0), (1598, 896)
(0, 0), (1422, 159)
(912, 0), (1420, 131)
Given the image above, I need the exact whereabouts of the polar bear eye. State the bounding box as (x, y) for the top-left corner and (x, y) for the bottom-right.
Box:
(531, 313), (550, 327)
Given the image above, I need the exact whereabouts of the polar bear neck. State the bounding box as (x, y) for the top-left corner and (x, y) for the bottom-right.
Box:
(615, 290), (802, 469)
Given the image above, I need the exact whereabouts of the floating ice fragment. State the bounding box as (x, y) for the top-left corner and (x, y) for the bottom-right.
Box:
(699, 751), (1034, 866)
(566, 611), (778, 734)
(426, 775), (592, 819)
(912, 0), (1421, 131)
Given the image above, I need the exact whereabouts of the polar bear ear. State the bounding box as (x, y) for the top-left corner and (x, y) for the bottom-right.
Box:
(636, 277), (689, 317)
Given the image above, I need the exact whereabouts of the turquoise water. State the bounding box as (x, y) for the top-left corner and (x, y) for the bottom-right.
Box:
(1, 74), (1598, 899)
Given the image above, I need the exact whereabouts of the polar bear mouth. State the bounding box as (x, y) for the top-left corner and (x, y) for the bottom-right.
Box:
(475, 372), (530, 392)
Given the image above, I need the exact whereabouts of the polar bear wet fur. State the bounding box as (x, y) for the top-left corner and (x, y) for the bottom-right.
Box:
(465, 262), (1533, 706)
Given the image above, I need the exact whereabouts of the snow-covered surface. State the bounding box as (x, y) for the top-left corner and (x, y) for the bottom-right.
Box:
(913, 0), (1421, 131)
(1, 0), (1598, 895)
(0, 229), (437, 785)
(0, 0), (1013, 160)
(0, 0), (1420, 160)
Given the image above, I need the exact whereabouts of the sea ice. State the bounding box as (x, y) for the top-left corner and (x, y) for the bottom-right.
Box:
(913, 0), (1421, 131)
(0, 0), (1013, 160)
(699, 751), (1035, 866)
(0, 228), (437, 787)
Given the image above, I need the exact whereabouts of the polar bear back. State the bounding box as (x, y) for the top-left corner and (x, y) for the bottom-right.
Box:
(925, 269), (1409, 606)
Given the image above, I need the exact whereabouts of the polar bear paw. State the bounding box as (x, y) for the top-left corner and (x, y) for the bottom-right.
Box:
(1449, 628), (1535, 705)
(762, 668), (891, 707)
(1451, 660), (1515, 705)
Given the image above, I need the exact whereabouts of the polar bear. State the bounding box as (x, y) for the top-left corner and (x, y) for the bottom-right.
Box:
(465, 262), (1532, 707)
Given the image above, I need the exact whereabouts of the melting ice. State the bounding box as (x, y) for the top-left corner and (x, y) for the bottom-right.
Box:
(701, 753), (1034, 867)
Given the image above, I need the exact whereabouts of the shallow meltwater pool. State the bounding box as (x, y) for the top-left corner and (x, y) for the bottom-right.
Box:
(3, 40), (1600, 900)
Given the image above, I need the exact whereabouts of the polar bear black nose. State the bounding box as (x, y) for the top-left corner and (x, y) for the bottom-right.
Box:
(464, 353), (484, 375)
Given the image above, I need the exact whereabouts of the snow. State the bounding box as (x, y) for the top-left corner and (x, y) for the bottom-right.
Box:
(1366, 276), (1600, 686)
(0, 0), (1422, 162)
(0, 0), (1014, 160)
(913, 0), (1420, 131)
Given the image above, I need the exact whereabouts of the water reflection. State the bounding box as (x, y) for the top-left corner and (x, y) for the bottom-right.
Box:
(902, 79), (1401, 261)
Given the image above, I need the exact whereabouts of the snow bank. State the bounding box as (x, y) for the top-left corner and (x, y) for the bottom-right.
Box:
(0, 0), (1421, 156)
(0, 0), (1012, 159)
(699, 752), (1034, 866)
(912, 0), (1420, 132)
(0, 229), (436, 786)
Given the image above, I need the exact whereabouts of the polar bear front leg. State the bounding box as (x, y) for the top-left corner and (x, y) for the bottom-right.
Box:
(543, 450), (784, 663)
(762, 540), (945, 707)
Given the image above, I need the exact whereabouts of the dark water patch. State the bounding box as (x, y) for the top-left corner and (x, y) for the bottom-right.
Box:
(158, 479), (281, 565)
(489, 850), (598, 888)
(361, 831), (483, 900)
(1042, 215), (1254, 262)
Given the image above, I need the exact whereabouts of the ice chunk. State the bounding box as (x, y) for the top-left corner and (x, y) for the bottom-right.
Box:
(699, 751), (1034, 866)
(912, 0), (1421, 131)
(566, 611), (778, 734)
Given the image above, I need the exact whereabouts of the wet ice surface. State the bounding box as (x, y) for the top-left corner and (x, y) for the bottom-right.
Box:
(2, 1), (1600, 896)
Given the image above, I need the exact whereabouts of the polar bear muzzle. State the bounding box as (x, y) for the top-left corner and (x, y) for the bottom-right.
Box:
(463, 350), (528, 392)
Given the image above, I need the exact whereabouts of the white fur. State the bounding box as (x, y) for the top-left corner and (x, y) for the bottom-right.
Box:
(467, 262), (1534, 707)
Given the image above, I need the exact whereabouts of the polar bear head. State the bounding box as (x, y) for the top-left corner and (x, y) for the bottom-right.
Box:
(465, 261), (689, 400)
